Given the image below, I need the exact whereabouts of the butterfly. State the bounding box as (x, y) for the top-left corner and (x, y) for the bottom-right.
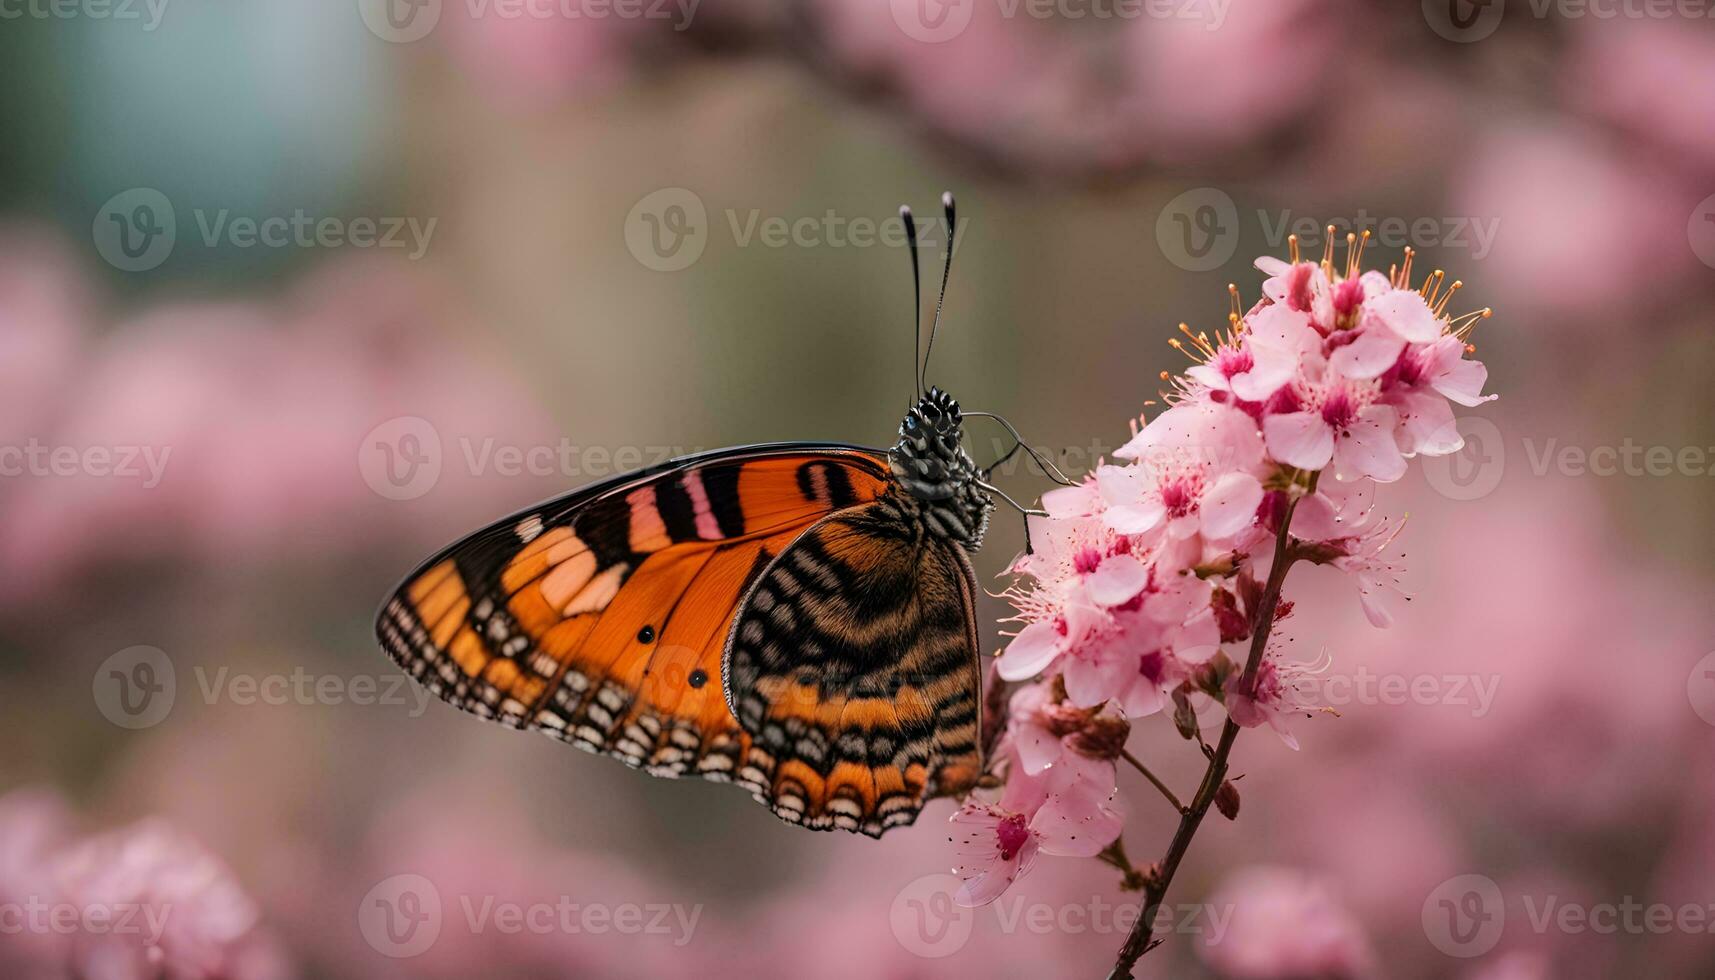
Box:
(375, 194), (1068, 837)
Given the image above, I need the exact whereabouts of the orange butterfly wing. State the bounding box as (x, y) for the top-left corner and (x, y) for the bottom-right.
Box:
(376, 445), (893, 791)
(722, 496), (984, 836)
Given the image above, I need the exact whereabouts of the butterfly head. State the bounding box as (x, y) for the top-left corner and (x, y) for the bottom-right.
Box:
(889, 386), (993, 549)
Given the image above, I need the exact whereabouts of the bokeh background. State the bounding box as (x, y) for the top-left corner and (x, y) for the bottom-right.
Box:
(2, 1), (1713, 977)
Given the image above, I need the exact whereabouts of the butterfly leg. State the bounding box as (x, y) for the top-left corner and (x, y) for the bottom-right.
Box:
(976, 479), (1048, 554)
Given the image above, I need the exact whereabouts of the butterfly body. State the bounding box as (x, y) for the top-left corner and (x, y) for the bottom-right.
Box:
(377, 392), (993, 837)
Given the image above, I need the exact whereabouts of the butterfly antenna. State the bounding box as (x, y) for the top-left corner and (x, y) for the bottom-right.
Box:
(920, 191), (957, 394)
(900, 205), (923, 400)
(966, 410), (1079, 487)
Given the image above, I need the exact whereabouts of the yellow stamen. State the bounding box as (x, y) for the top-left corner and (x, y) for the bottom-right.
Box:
(1433, 280), (1463, 318)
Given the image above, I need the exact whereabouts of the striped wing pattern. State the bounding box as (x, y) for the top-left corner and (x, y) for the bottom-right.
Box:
(722, 494), (984, 836)
(376, 446), (895, 799)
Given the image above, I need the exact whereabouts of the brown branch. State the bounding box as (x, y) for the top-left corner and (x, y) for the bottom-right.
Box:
(1105, 482), (1313, 979)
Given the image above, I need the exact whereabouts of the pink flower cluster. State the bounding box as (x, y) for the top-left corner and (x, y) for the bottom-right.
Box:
(950, 243), (1495, 905)
(0, 789), (287, 980)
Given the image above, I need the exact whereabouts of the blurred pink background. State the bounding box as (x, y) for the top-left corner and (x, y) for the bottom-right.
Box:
(1, 1), (1713, 977)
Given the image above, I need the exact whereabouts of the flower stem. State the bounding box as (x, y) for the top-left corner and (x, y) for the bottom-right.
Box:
(1105, 485), (1310, 979)
(1120, 749), (1185, 814)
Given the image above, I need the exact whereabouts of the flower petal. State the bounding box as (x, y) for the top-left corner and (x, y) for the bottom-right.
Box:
(1329, 328), (1406, 380)
(1087, 555), (1150, 607)
(1186, 363), (1230, 392)
(1040, 482), (1100, 518)
(1199, 471), (1264, 539)
(1012, 722), (1063, 776)
(1228, 347), (1295, 402)
(1356, 573), (1396, 629)
(1263, 412), (1335, 470)
(997, 621), (1063, 681)
(1433, 354), (1496, 407)
(1334, 406), (1406, 482)
(1104, 500), (1165, 535)
(1365, 289), (1441, 343)
(1396, 390), (1461, 457)
(955, 864), (1022, 908)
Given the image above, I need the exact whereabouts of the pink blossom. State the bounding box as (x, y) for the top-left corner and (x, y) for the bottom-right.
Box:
(1060, 600), (1220, 716)
(0, 789), (286, 980)
(1005, 682), (1130, 774)
(1287, 478), (1376, 544)
(1452, 124), (1692, 321)
(1255, 258), (1335, 332)
(1101, 400), (1268, 570)
(1330, 517), (1411, 629)
(1263, 374), (1406, 482)
(983, 239), (1498, 937)
(1326, 274), (1438, 380)
(1200, 866), (1376, 979)
(1225, 647), (1331, 750)
(1186, 337), (1297, 403)
(949, 752), (1123, 907)
(53, 820), (287, 980)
